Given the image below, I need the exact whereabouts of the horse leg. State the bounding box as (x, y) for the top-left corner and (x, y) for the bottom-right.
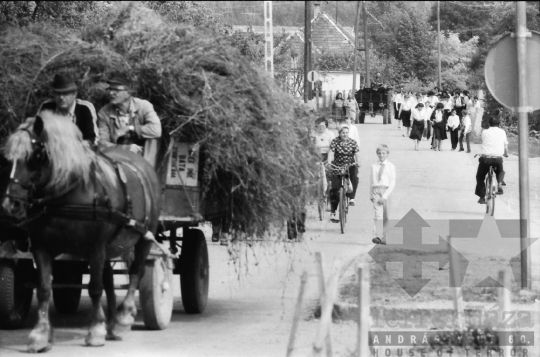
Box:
(103, 261), (121, 341)
(115, 239), (152, 330)
(85, 252), (107, 347)
(28, 249), (54, 353)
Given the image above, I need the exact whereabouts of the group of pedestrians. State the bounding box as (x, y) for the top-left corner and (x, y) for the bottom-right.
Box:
(312, 116), (395, 245)
(332, 92), (359, 123)
(393, 88), (481, 152)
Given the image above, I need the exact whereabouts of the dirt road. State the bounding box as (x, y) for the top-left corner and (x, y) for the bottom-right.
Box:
(1, 115), (538, 357)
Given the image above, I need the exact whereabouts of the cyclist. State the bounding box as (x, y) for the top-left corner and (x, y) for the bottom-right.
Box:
(312, 118), (335, 193)
(327, 124), (361, 223)
(475, 116), (508, 204)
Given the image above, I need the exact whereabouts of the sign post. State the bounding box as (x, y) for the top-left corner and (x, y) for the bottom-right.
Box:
(307, 70), (319, 92)
(484, 6), (540, 289)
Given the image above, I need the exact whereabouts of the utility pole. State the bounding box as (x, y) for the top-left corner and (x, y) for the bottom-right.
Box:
(363, 1), (370, 87)
(437, 1), (442, 89)
(264, 1), (274, 78)
(304, 1), (312, 103)
(352, 1), (362, 95)
(516, 1), (531, 289)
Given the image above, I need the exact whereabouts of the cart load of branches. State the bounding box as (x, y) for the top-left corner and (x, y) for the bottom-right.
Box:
(0, 2), (319, 240)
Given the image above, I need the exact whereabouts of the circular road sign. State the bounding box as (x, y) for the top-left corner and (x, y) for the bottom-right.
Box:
(485, 31), (540, 112)
(307, 70), (319, 83)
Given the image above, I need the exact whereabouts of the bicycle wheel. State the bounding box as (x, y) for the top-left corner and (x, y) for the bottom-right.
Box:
(339, 187), (346, 233)
(485, 173), (495, 216)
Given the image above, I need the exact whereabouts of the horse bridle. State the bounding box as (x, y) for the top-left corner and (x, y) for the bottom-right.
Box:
(4, 128), (47, 206)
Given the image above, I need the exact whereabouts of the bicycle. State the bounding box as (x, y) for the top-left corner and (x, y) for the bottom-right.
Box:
(475, 154), (498, 216)
(328, 163), (356, 233)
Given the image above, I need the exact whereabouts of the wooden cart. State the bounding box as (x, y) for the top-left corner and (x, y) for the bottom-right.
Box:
(0, 138), (226, 330)
(354, 87), (391, 123)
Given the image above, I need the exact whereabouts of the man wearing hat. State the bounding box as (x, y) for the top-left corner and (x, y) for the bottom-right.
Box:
(97, 75), (161, 166)
(38, 73), (99, 146)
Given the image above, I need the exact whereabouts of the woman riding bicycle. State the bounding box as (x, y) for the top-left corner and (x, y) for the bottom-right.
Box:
(312, 118), (335, 192)
(327, 124), (361, 223)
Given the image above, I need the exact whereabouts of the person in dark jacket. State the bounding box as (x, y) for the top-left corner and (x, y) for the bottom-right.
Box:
(38, 73), (98, 146)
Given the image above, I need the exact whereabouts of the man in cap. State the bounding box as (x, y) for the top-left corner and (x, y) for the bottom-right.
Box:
(38, 73), (99, 146)
(97, 75), (161, 165)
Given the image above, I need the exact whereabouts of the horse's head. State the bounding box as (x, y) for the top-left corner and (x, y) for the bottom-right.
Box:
(2, 116), (50, 219)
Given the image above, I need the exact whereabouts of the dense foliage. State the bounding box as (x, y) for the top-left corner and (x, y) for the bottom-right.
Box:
(0, 2), (319, 239)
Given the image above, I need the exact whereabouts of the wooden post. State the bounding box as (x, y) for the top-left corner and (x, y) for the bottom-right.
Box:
(448, 235), (464, 330)
(363, 1), (370, 87)
(535, 296), (540, 357)
(304, 1), (312, 103)
(322, 90), (327, 109)
(498, 270), (512, 357)
(314, 252), (333, 357)
(286, 271), (308, 357)
(316, 88), (320, 111)
(357, 264), (370, 357)
(312, 259), (341, 357)
(352, 1), (361, 96)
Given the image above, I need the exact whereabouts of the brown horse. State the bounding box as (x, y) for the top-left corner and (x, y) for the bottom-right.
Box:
(2, 112), (161, 352)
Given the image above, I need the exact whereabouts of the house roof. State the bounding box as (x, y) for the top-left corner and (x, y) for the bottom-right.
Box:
(278, 11), (359, 53)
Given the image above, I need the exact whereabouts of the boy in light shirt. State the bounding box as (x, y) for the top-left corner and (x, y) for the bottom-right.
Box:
(459, 109), (472, 153)
(371, 144), (396, 245)
(447, 109), (460, 151)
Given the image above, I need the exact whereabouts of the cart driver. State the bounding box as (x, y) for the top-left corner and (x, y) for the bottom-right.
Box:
(97, 75), (162, 167)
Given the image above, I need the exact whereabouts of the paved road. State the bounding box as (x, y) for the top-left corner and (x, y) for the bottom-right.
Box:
(1, 115), (538, 356)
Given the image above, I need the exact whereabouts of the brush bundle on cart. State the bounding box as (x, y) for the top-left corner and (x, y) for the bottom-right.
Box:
(0, 2), (319, 240)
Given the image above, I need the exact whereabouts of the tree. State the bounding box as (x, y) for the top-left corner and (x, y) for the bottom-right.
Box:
(0, 1), (107, 29)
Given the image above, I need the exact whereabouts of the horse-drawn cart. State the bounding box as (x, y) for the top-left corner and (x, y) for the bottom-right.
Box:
(354, 87), (392, 124)
(0, 137), (221, 331)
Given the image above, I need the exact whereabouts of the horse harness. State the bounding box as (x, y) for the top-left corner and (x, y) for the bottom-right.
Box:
(10, 128), (152, 237)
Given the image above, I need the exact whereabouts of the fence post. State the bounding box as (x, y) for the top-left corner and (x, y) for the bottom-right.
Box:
(498, 270), (512, 357)
(316, 89), (320, 111)
(312, 259), (341, 357)
(286, 271), (308, 357)
(323, 91), (327, 109)
(315, 252), (333, 357)
(448, 235), (464, 330)
(357, 264), (370, 357)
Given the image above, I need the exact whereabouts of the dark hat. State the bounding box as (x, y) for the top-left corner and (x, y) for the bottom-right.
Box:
(51, 73), (77, 93)
(106, 74), (131, 88)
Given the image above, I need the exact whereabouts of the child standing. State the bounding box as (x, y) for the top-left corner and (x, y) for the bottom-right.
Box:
(459, 109), (472, 153)
(371, 145), (396, 245)
(447, 109), (460, 151)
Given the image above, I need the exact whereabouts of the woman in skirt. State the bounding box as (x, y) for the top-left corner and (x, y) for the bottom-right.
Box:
(430, 102), (447, 151)
(332, 92), (346, 123)
(399, 92), (414, 137)
(409, 103), (425, 150)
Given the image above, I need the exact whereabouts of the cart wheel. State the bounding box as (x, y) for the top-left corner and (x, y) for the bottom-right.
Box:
(0, 260), (33, 329)
(53, 262), (82, 314)
(139, 254), (174, 330)
(180, 229), (209, 314)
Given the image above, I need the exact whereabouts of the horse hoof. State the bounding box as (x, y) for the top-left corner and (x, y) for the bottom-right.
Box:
(28, 324), (53, 353)
(116, 313), (135, 327)
(106, 332), (123, 341)
(85, 323), (106, 347)
(28, 343), (52, 354)
(85, 334), (105, 347)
